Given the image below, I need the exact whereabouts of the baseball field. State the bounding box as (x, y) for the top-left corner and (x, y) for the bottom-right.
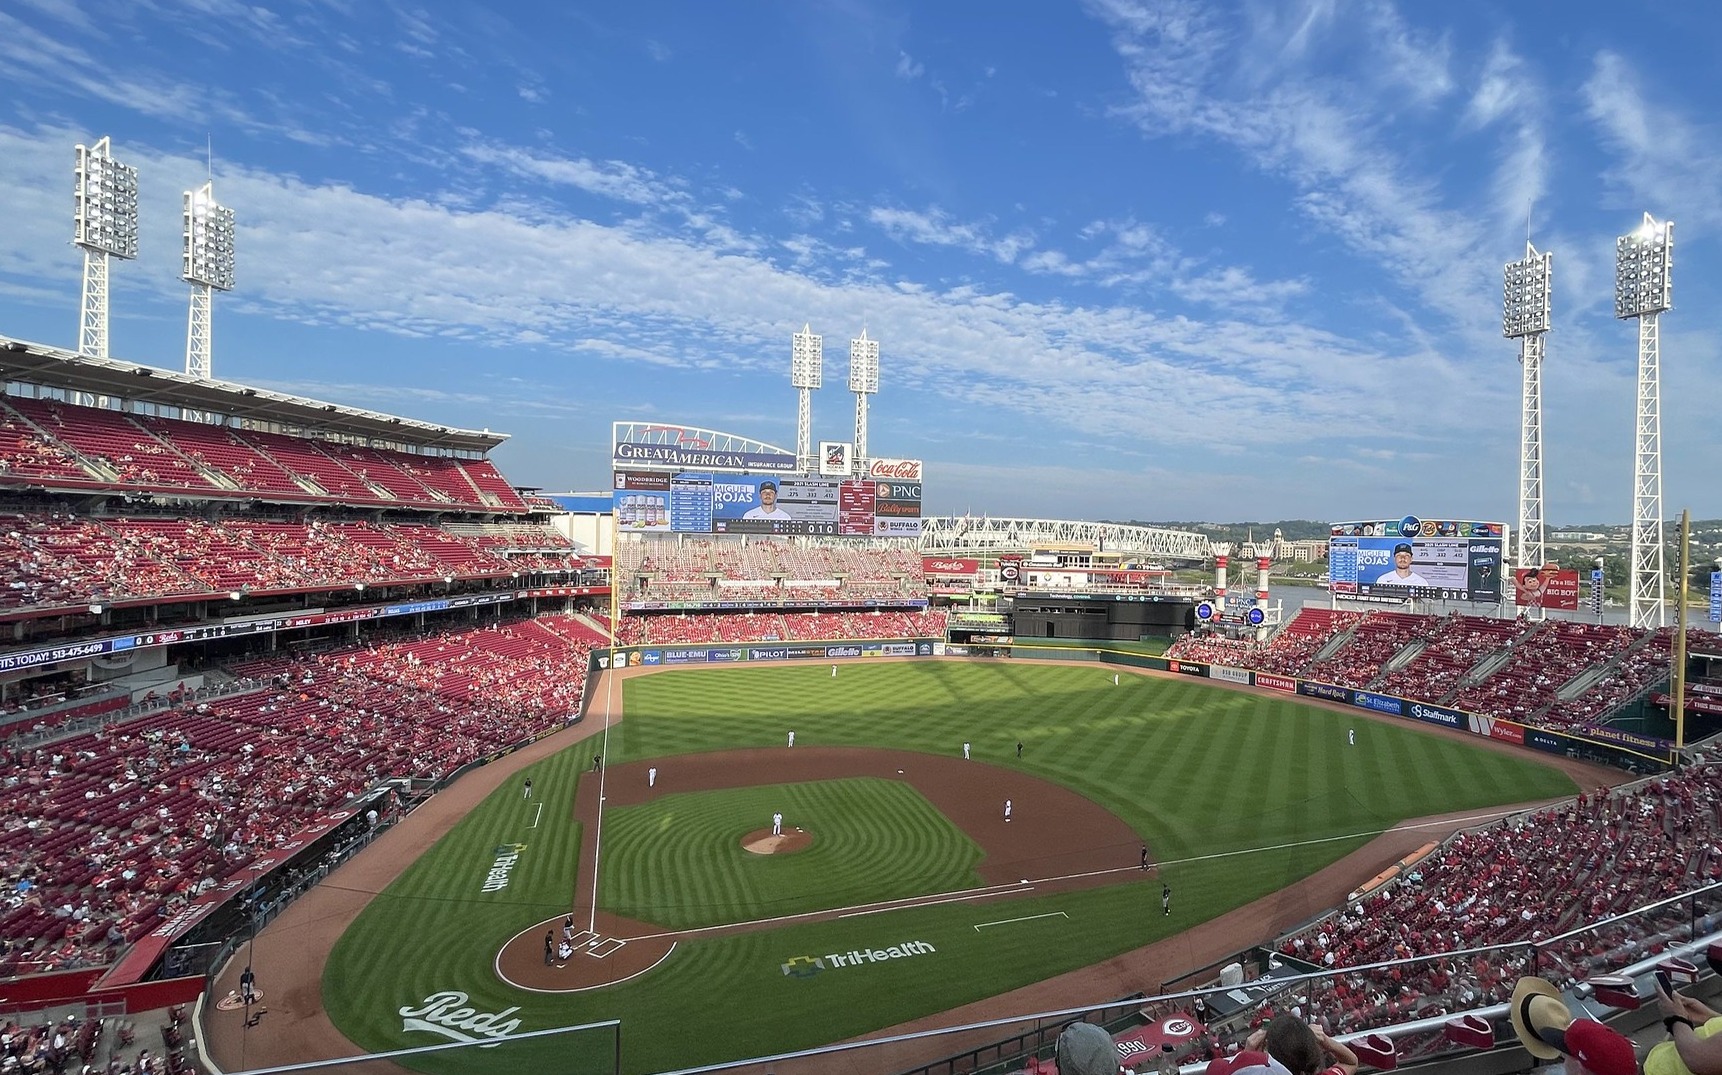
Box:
(311, 660), (1580, 1075)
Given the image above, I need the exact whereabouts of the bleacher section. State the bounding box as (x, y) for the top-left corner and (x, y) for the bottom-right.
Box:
(615, 538), (926, 606)
(0, 514), (586, 613)
(1167, 607), (1673, 737)
(0, 617), (596, 977)
(0, 393), (527, 512)
(617, 609), (947, 645)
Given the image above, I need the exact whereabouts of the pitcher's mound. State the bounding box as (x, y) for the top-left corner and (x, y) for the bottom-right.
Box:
(742, 827), (813, 855)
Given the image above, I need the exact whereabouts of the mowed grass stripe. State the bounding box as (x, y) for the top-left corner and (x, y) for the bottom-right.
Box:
(600, 778), (982, 928)
(324, 661), (1579, 1075)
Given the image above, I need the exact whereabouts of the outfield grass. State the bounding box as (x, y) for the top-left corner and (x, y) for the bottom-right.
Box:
(323, 661), (1577, 1075)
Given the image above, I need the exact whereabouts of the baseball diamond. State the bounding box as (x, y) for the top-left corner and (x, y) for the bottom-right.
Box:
(198, 659), (1608, 1075)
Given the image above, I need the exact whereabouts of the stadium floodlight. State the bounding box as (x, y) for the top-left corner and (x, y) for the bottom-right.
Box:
(73, 136), (140, 358)
(791, 324), (822, 472)
(849, 329), (879, 464)
(1503, 243), (1552, 576)
(1615, 213), (1673, 630)
(183, 181), (236, 381)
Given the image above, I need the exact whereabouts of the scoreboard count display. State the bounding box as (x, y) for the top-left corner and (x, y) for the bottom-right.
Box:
(1327, 517), (1506, 602)
(615, 471), (920, 537)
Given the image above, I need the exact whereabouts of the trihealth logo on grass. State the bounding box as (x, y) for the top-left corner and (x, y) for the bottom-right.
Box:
(399, 991), (521, 1046)
(781, 940), (936, 977)
(481, 843), (526, 893)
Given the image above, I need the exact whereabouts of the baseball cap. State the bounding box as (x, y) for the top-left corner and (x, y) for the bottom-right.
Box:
(1392, 542), (1413, 556)
(1055, 1022), (1118, 1075)
(1565, 1019), (1637, 1075)
(758, 480), (777, 492)
(1205, 1050), (1293, 1075)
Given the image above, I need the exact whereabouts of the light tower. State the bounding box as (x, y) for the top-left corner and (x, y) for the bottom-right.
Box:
(183, 181), (236, 381)
(1614, 213), (1674, 630)
(1502, 242), (1552, 574)
(791, 324), (822, 472)
(849, 329), (879, 467)
(72, 137), (140, 358)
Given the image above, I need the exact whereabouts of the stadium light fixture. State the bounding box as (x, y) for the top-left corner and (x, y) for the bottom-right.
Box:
(1615, 213), (1672, 319)
(73, 136), (140, 359)
(1615, 212), (1673, 630)
(1503, 243), (1552, 576)
(849, 329), (879, 466)
(791, 324), (823, 472)
(183, 180), (236, 381)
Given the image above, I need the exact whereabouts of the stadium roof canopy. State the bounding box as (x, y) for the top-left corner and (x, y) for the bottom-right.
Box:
(0, 334), (507, 454)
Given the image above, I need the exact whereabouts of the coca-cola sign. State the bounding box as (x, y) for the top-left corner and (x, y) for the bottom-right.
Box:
(922, 557), (978, 576)
(867, 458), (923, 481)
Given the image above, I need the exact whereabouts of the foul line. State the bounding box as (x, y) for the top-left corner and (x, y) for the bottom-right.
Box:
(840, 887), (1032, 919)
(974, 911), (1067, 931)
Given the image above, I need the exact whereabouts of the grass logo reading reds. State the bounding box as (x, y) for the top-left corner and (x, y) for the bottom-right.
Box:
(481, 843), (526, 893)
(398, 991), (521, 1047)
(781, 940), (936, 978)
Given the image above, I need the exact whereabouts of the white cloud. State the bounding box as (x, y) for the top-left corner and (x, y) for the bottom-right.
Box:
(1583, 50), (1722, 233)
(894, 51), (925, 81)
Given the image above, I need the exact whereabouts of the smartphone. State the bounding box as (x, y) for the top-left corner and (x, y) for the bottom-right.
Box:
(1656, 969), (1676, 994)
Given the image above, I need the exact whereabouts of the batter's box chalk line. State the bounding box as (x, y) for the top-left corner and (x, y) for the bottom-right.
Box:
(587, 937), (627, 959)
(569, 930), (599, 948)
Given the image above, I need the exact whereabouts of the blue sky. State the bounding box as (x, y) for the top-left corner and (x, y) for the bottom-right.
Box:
(1, 0), (1719, 524)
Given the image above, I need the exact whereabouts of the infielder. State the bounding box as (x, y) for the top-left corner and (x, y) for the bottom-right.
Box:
(648, 766), (657, 787)
(787, 730), (795, 748)
(962, 741), (971, 760)
(1004, 799), (1012, 822)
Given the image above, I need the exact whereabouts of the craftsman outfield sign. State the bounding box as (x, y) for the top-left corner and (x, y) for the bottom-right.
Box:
(399, 991), (521, 1046)
(781, 939), (936, 977)
(481, 843), (527, 893)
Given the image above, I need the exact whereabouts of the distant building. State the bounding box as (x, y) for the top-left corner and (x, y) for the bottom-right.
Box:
(1550, 531), (1608, 543)
(1270, 528), (1327, 562)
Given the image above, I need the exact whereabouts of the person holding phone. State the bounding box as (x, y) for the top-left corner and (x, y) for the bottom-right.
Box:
(1653, 976), (1722, 1074)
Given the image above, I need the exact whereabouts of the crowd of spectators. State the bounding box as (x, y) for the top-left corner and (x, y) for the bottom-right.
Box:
(1270, 764), (1721, 1035)
(1168, 608), (1673, 733)
(0, 513), (589, 612)
(0, 394), (527, 512)
(0, 616), (594, 977)
(617, 609), (947, 645)
(615, 539), (925, 606)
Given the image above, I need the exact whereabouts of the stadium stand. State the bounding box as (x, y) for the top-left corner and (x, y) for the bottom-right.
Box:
(0, 392), (531, 512)
(1169, 607), (1674, 739)
(0, 618), (594, 976)
(0, 513), (592, 614)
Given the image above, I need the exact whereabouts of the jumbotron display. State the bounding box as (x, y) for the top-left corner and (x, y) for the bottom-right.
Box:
(1327, 517), (1507, 601)
(614, 470), (920, 536)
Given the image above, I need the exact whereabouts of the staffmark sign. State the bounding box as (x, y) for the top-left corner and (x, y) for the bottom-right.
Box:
(481, 844), (526, 893)
(781, 939), (936, 977)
